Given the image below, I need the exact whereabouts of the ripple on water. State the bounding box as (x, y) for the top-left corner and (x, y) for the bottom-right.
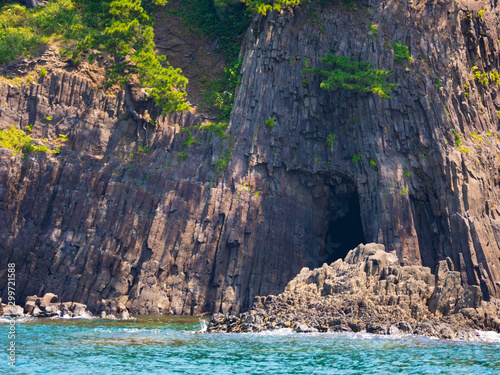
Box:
(0, 316), (498, 374)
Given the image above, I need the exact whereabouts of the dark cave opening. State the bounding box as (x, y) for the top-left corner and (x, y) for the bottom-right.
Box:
(323, 195), (366, 264)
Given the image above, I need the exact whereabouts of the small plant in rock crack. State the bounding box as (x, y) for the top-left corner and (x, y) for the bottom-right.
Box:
(178, 151), (188, 163)
(392, 42), (412, 63)
(451, 129), (470, 153)
(326, 133), (336, 150)
(265, 118), (276, 129)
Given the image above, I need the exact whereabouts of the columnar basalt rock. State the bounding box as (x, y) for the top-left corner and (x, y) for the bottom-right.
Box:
(1, 0), (500, 315)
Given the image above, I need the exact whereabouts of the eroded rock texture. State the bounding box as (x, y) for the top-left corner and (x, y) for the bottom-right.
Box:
(1, 0), (500, 314)
(207, 244), (500, 338)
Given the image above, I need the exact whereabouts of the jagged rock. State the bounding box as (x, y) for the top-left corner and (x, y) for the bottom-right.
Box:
(38, 293), (58, 309)
(43, 303), (61, 317)
(207, 244), (500, 338)
(31, 306), (42, 317)
(3, 305), (24, 316)
(72, 303), (90, 317)
(296, 324), (317, 333)
(24, 300), (37, 315)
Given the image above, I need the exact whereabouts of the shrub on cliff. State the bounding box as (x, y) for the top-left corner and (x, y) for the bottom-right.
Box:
(98, 0), (189, 116)
(241, 0), (357, 15)
(0, 125), (65, 156)
(0, 0), (189, 119)
(304, 51), (397, 98)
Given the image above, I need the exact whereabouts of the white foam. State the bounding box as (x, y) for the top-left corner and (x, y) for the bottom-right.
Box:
(198, 318), (208, 332)
(475, 330), (500, 343)
(0, 316), (35, 324)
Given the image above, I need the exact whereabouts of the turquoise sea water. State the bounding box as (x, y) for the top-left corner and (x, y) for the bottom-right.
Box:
(1, 316), (499, 374)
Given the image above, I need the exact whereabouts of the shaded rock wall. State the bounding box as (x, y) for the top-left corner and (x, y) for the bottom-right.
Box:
(1, 0), (500, 314)
(227, 0), (500, 300)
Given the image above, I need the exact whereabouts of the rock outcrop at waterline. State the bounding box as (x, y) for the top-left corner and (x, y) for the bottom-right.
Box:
(1, 0), (500, 315)
(207, 244), (500, 339)
(0, 292), (134, 319)
(0, 292), (93, 318)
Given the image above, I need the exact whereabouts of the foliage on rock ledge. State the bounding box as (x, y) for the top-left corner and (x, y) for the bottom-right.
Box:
(0, 0), (189, 116)
(240, 0), (356, 15)
(99, 0), (189, 114)
(304, 51), (397, 99)
(0, 125), (66, 156)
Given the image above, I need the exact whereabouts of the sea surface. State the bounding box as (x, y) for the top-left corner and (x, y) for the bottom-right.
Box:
(0, 316), (499, 374)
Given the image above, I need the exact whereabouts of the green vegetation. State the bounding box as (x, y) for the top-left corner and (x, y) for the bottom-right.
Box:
(193, 121), (228, 140)
(392, 42), (412, 63)
(472, 66), (489, 86)
(0, 125), (64, 156)
(326, 132), (335, 150)
(0, 0), (189, 120)
(201, 59), (242, 120)
(178, 151), (188, 162)
(369, 158), (377, 167)
(242, 0), (357, 15)
(464, 81), (470, 98)
(0, 0), (97, 65)
(304, 51), (397, 99)
(352, 154), (361, 163)
(369, 23), (378, 37)
(478, 9), (485, 20)
(451, 129), (470, 153)
(181, 128), (200, 149)
(214, 136), (235, 175)
(265, 118), (276, 129)
(39, 67), (47, 77)
(470, 66), (499, 88)
(243, 0), (302, 15)
(470, 132), (483, 145)
(435, 76), (441, 89)
(170, 0), (249, 62)
(491, 71), (500, 84)
(100, 0), (188, 115)
(45, 116), (52, 121)
(168, 0), (248, 120)
(404, 169), (410, 177)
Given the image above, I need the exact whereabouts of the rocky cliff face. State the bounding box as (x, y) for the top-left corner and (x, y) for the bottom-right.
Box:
(1, 0), (500, 314)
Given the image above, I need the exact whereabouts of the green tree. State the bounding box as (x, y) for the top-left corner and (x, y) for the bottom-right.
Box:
(242, 0), (302, 15)
(304, 51), (397, 98)
(100, 0), (189, 132)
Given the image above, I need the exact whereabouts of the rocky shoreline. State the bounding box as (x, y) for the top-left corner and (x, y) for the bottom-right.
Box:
(207, 244), (500, 340)
(0, 293), (133, 320)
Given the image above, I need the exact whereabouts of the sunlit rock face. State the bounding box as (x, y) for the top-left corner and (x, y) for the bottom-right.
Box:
(1, 0), (500, 315)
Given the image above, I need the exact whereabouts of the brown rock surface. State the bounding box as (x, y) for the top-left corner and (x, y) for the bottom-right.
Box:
(1, 0), (500, 315)
(207, 244), (500, 338)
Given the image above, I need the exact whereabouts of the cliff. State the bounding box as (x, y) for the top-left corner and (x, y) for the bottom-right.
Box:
(1, 0), (500, 315)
